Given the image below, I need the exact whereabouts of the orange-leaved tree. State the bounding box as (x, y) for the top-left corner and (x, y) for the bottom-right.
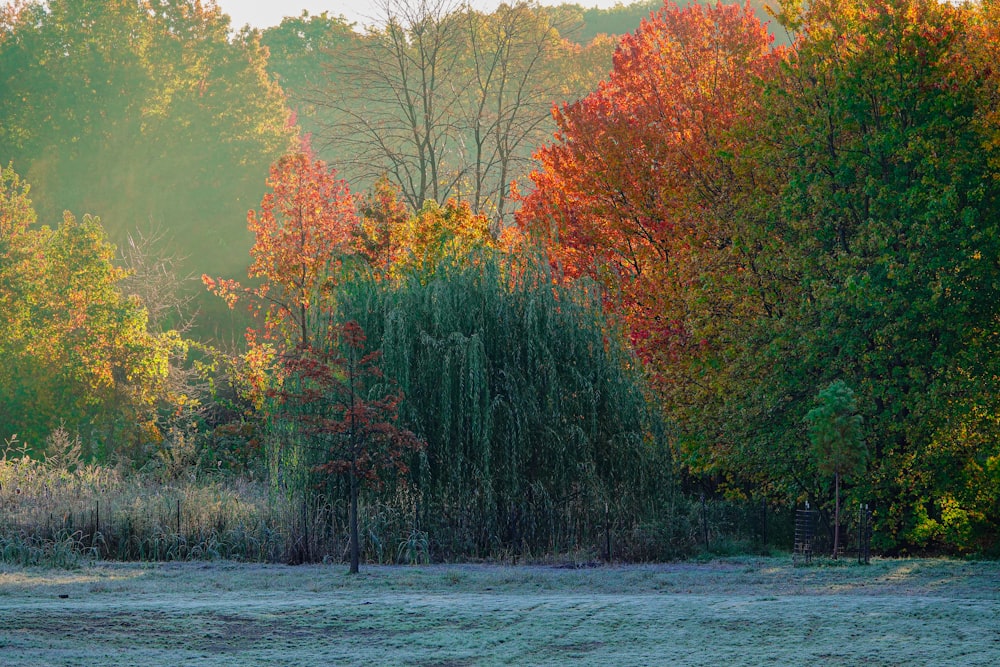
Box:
(517, 1), (784, 389)
(204, 147), (358, 352)
(202, 146), (360, 424)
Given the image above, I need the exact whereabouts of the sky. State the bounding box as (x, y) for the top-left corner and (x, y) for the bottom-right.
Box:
(216, 0), (628, 30)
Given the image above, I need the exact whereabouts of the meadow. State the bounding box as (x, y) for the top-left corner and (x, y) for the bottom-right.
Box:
(1, 557), (997, 666)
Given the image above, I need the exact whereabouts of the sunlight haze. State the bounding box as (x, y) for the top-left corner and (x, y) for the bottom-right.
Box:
(216, 0), (630, 29)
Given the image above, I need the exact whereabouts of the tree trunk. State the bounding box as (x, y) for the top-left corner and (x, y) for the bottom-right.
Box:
(349, 467), (360, 574)
(833, 472), (840, 559)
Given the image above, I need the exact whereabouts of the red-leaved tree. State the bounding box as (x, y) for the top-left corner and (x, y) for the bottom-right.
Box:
(517, 1), (784, 387)
(275, 321), (424, 573)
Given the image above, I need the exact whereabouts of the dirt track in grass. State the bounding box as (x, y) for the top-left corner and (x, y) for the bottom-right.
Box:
(1, 557), (998, 666)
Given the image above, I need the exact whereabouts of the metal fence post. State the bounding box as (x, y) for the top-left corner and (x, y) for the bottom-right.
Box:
(700, 493), (709, 550)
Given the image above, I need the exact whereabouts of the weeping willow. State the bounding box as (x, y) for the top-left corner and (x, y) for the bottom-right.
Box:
(333, 252), (677, 559)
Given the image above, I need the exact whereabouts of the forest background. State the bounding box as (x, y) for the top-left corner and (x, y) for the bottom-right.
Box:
(1, 0), (998, 565)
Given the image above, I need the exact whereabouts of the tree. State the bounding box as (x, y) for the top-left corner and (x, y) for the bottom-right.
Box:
(0, 162), (35, 339)
(0, 162), (38, 442)
(353, 183), (495, 281)
(316, 0), (467, 211)
(759, 0), (1000, 550)
(335, 252), (673, 559)
(0, 174), (173, 457)
(204, 148), (359, 352)
(118, 225), (212, 435)
(353, 175), (411, 277)
(261, 10), (358, 106)
(390, 198), (495, 279)
(34, 212), (173, 458)
(202, 148), (366, 482)
(276, 321), (424, 573)
(455, 2), (576, 226)
(312, 0), (591, 225)
(804, 381), (867, 558)
(261, 10), (360, 152)
(516, 1), (786, 474)
(0, 0), (292, 316)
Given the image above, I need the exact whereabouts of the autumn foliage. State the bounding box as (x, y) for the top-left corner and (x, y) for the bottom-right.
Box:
(353, 175), (410, 276)
(275, 320), (423, 572)
(1, 165), (176, 455)
(518, 1), (784, 378)
(7, 0), (1000, 561)
(352, 179), (495, 280)
(390, 199), (495, 279)
(518, 0), (1000, 553)
(204, 149), (358, 351)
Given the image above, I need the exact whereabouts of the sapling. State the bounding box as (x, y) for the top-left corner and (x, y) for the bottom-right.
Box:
(804, 380), (867, 558)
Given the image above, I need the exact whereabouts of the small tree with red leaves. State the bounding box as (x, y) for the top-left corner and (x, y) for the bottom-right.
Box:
(275, 320), (423, 573)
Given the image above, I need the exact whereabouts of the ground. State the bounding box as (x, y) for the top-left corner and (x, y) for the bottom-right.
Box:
(0, 557), (997, 666)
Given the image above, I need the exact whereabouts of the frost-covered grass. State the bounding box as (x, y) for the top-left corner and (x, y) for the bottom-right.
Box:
(0, 557), (998, 666)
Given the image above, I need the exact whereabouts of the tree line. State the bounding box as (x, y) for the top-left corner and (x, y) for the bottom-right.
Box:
(0, 0), (660, 322)
(518, 0), (1000, 555)
(2, 0), (998, 559)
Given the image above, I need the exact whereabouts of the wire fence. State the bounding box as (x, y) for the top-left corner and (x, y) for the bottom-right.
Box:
(3, 491), (806, 566)
(3, 456), (863, 567)
(793, 502), (874, 565)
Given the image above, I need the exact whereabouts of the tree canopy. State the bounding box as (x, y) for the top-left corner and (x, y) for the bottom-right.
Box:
(0, 0), (293, 319)
(517, 0), (1000, 553)
(4, 0), (1000, 558)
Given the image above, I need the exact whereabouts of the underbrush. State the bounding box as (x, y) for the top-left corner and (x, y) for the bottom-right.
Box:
(1, 453), (796, 567)
(1, 454), (466, 567)
(0, 455), (285, 567)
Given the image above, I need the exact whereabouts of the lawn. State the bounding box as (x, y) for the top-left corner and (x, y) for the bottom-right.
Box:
(1, 557), (997, 666)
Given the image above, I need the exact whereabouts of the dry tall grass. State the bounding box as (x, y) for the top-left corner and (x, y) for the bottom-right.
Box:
(1, 429), (793, 568)
(0, 435), (430, 567)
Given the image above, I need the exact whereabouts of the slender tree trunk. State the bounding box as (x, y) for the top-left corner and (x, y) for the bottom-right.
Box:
(349, 462), (360, 574)
(833, 472), (840, 559)
(348, 350), (360, 574)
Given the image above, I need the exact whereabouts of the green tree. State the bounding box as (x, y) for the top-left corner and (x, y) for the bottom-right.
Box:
(261, 10), (360, 150)
(804, 381), (867, 558)
(0, 0), (292, 322)
(335, 252), (673, 558)
(760, 0), (1000, 550)
(32, 212), (172, 458)
(0, 167), (174, 458)
(0, 162), (38, 442)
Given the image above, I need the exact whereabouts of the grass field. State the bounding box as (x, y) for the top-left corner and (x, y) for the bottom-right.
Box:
(1, 557), (998, 666)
